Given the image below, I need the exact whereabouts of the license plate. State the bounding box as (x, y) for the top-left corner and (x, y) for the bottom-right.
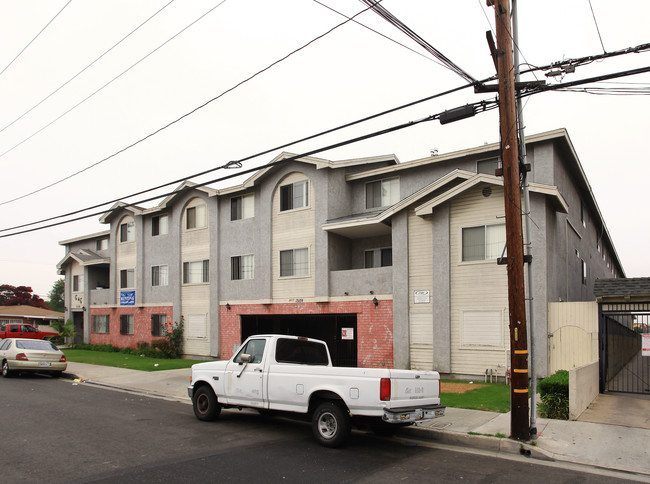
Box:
(38, 362), (51, 367)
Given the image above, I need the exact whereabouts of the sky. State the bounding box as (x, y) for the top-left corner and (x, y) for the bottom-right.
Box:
(0, 0), (648, 300)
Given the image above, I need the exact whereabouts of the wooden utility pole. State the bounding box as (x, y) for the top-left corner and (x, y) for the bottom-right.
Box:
(489, 0), (530, 441)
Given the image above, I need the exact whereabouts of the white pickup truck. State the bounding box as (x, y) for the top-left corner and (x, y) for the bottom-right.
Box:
(187, 334), (445, 447)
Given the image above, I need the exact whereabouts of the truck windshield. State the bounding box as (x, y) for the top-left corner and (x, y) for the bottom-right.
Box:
(275, 338), (329, 365)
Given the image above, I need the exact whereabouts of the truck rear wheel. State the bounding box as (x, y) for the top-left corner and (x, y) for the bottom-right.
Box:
(193, 386), (222, 421)
(312, 401), (351, 448)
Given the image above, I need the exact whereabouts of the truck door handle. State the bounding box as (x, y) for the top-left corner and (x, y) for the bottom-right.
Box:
(254, 368), (263, 373)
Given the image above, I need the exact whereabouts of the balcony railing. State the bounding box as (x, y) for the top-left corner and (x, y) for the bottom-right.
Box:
(90, 288), (111, 306)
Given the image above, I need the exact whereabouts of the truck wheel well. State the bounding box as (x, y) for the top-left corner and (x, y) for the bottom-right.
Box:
(309, 391), (348, 414)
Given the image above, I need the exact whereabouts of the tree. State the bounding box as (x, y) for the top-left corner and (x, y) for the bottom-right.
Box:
(47, 279), (65, 313)
(0, 284), (49, 309)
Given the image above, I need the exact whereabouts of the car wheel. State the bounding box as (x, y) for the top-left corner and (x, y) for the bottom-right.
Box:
(193, 386), (222, 421)
(1, 360), (12, 378)
(312, 401), (351, 448)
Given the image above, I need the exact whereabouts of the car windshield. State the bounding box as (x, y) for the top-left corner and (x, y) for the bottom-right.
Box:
(16, 340), (58, 351)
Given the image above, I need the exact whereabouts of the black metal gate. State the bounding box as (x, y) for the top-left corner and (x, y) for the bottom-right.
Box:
(599, 303), (650, 394)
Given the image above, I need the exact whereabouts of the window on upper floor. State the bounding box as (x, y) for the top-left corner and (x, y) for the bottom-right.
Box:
(151, 265), (168, 287)
(72, 275), (84, 292)
(580, 200), (586, 228)
(462, 224), (506, 262)
(120, 314), (134, 335)
(151, 314), (167, 336)
(477, 157), (501, 175)
(366, 177), (399, 209)
(280, 248), (309, 277)
(120, 269), (135, 288)
(186, 204), (207, 230)
(120, 221), (135, 242)
(96, 238), (108, 250)
(581, 259), (587, 285)
(183, 260), (209, 284)
(152, 214), (168, 236)
(280, 180), (308, 212)
(92, 315), (109, 334)
(231, 254), (254, 280)
(365, 248), (392, 268)
(231, 193), (254, 220)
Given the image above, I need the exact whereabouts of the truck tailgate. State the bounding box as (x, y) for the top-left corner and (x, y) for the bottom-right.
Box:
(386, 369), (441, 409)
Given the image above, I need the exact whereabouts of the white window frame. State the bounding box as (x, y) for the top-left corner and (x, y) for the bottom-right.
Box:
(279, 180), (309, 212)
(152, 214), (168, 236)
(462, 224), (506, 262)
(120, 221), (135, 243)
(119, 314), (134, 335)
(92, 314), (110, 334)
(364, 248), (392, 268)
(365, 177), (399, 209)
(231, 193), (254, 220)
(183, 260), (209, 284)
(120, 269), (135, 289)
(151, 314), (167, 336)
(186, 204), (207, 230)
(231, 254), (254, 280)
(151, 265), (169, 287)
(280, 248), (309, 277)
(72, 274), (84, 292)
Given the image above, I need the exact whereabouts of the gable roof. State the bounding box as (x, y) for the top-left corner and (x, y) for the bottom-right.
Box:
(99, 201), (146, 224)
(57, 249), (109, 273)
(323, 170), (568, 238)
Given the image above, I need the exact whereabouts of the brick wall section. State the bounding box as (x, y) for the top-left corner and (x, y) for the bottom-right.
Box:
(89, 306), (174, 348)
(219, 300), (394, 368)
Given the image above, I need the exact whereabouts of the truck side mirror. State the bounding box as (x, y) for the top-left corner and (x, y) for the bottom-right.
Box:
(240, 353), (252, 364)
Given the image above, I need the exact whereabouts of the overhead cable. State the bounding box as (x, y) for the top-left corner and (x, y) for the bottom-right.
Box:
(0, 1), (398, 207)
(360, 0), (477, 83)
(0, 0), (72, 77)
(0, 99), (499, 238)
(0, 0), (229, 163)
(0, 0), (177, 136)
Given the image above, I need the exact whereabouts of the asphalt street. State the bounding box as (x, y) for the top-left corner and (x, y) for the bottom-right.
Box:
(1, 374), (641, 483)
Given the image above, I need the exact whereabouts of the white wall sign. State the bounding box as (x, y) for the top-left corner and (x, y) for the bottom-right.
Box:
(414, 290), (430, 304)
(643, 333), (650, 357)
(341, 328), (354, 340)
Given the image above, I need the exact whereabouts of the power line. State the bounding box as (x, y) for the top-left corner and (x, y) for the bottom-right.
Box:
(360, 0), (477, 83)
(0, 1), (392, 207)
(0, 0), (177, 136)
(0, 0), (229, 164)
(588, 0), (607, 54)
(0, 0), (72, 77)
(0, 99), (499, 238)
(313, 0), (448, 69)
(1, 80), (485, 234)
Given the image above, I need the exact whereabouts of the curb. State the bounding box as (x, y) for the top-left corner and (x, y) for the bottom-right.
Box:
(400, 425), (555, 462)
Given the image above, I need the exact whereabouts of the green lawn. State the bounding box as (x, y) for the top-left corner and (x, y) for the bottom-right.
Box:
(63, 349), (207, 371)
(441, 380), (511, 413)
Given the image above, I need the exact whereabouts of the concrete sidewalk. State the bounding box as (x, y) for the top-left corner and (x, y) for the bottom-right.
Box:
(63, 362), (650, 480)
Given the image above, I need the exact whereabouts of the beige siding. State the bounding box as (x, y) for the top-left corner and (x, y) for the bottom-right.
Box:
(548, 301), (598, 373)
(272, 173), (315, 300)
(181, 197), (211, 356)
(449, 185), (510, 376)
(71, 261), (84, 309)
(408, 208), (434, 370)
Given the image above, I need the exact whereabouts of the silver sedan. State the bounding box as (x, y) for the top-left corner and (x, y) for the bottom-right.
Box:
(0, 338), (67, 377)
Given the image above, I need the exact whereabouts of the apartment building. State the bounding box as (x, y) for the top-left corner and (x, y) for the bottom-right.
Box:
(57, 128), (624, 378)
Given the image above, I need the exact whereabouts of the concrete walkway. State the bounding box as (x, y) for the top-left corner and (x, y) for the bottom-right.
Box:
(63, 362), (650, 480)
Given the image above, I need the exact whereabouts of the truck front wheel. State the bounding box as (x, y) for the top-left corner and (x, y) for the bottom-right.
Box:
(312, 401), (351, 448)
(193, 386), (222, 421)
